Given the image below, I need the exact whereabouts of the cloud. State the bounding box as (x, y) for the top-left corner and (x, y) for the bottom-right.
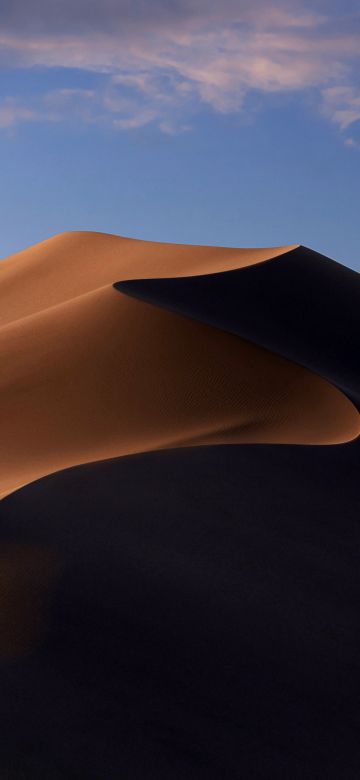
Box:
(0, 1), (324, 37)
(0, 87), (173, 133)
(345, 136), (360, 148)
(0, 98), (42, 128)
(322, 85), (360, 130)
(0, 1), (359, 135)
(113, 110), (157, 129)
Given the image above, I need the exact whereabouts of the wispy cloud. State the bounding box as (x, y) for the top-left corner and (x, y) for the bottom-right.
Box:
(322, 86), (360, 129)
(0, 98), (39, 129)
(0, 1), (359, 137)
(344, 136), (360, 148)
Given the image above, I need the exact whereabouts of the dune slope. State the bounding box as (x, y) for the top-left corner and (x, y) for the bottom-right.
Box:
(1, 233), (358, 497)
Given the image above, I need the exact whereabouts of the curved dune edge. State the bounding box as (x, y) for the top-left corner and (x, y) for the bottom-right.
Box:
(1, 284), (359, 500)
(1, 232), (359, 499)
(0, 231), (298, 326)
(117, 244), (360, 408)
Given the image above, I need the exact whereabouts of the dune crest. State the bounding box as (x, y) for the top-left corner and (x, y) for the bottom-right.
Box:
(0, 231), (297, 325)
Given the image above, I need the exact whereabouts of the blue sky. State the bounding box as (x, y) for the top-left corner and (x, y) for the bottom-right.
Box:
(0, 0), (359, 270)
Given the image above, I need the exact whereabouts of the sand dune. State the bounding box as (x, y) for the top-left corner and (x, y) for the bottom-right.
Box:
(1, 231), (360, 779)
(1, 232), (359, 498)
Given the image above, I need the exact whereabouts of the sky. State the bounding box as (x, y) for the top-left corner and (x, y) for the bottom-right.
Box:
(0, 0), (359, 270)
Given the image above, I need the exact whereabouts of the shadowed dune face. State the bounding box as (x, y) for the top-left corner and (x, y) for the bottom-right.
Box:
(1, 442), (360, 779)
(0, 231), (359, 498)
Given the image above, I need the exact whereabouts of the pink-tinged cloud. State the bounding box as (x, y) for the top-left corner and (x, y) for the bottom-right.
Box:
(0, 1), (359, 138)
(0, 98), (42, 128)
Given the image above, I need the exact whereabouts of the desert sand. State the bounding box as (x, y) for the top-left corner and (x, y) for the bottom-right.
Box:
(1, 232), (359, 498)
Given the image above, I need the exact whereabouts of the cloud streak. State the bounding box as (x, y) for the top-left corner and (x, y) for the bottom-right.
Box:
(0, 1), (359, 138)
(322, 85), (360, 130)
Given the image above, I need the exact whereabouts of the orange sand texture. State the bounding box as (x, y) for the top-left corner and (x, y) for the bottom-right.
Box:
(1, 232), (359, 498)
